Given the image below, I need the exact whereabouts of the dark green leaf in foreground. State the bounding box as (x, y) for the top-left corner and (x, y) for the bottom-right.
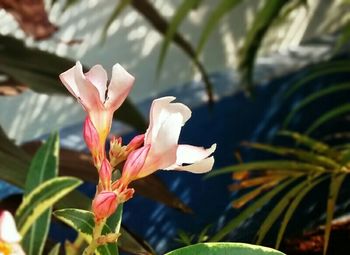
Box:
(16, 177), (82, 236)
(22, 133), (59, 255)
(165, 242), (285, 255)
(53, 208), (117, 255)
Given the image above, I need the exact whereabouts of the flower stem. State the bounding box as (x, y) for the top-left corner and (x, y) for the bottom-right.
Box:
(83, 218), (106, 255)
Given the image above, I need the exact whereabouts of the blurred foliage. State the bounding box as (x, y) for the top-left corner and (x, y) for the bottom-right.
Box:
(208, 131), (350, 255)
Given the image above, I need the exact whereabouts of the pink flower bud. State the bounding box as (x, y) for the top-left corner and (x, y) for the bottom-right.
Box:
(98, 159), (112, 191)
(83, 116), (104, 168)
(120, 145), (150, 185)
(126, 134), (144, 152)
(92, 191), (117, 220)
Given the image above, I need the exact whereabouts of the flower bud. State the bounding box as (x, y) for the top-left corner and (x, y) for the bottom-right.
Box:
(83, 116), (104, 168)
(109, 136), (127, 168)
(126, 134), (144, 152)
(98, 159), (112, 191)
(120, 145), (150, 186)
(92, 191), (118, 220)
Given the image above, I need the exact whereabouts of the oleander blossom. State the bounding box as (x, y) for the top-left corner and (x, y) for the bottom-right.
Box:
(59, 61), (134, 167)
(119, 96), (216, 185)
(0, 211), (25, 255)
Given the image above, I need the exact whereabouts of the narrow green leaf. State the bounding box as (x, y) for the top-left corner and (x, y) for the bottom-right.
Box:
(238, 0), (290, 93)
(157, 0), (202, 76)
(206, 160), (326, 178)
(244, 142), (340, 169)
(306, 103), (350, 135)
(118, 227), (156, 255)
(54, 209), (118, 255)
(101, 0), (132, 42)
(209, 179), (294, 242)
(165, 242), (284, 254)
(323, 174), (346, 255)
(48, 243), (61, 255)
(275, 175), (328, 249)
(22, 133), (59, 255)
(196, 0), (242, 57)
(16, 177), (82, 236)
(107, 204), (123, 235)
(24, 133), (59, 194)
(335, 21), (350, 52)
(256, 178), (309, 244)
(284, 65), (350, 99)
(278, 130), (332, 154)
(283, 82), (350, 127)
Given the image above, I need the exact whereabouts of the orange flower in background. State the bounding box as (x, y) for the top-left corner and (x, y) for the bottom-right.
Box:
(60, 62), (135, 167)
(0, 211), (25, 255)
(118, 96), (216, 186)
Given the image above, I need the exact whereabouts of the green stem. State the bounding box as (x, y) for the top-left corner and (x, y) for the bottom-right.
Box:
(83, 218), (106, 255)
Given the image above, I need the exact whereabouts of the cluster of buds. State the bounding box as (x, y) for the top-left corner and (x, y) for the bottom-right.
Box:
(60, 62), (216, 226)
(109, 134), (144, 168)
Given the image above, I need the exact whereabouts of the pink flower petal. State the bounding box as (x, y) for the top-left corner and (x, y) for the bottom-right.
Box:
(73, 62), (104, 112)
(59, 64), (80, 98)
(85, 64), (108, 103)
(0, 211), (21, 243)
(60, 62), (103, 112)
(165, 144), (216, 173)
(105, 63), (134, 112)
(173, 156), (215, 173)
(176, 144), (216, 164)
(145, 96), (191, 146)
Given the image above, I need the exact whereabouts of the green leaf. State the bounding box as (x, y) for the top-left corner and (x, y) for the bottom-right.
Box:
(101, 0), (132, 42)
(0, 34), (146, 131)
(157, 0), (202, 76)
(16, 177), (82, 236)
(206, 160), (326, 178)
(165, 242), (285, 255)
(284, 64), (350, 99)
(196, 0), (242, 57)
(107, 204), (123, 235)
(283, 82), (350, 128)
(22, 133), (59, 255)
(53, 209), (118, 255)
(238, 0), (290, 93)
(256, 178), (310, 244)
(305, 103), (350, 135)
(209, 179), (294, 242)
(275, 175), (328, 249)
(48, 243), (61, 255)
(243, 142), (340, 169)
(278, 130), (332, 154)
(323, 174), (346, 255)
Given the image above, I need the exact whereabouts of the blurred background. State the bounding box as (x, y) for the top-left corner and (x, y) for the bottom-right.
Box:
(1, 0), (350, 254)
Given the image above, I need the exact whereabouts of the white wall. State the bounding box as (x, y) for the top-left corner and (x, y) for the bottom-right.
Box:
(0, 0), (345, 143)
